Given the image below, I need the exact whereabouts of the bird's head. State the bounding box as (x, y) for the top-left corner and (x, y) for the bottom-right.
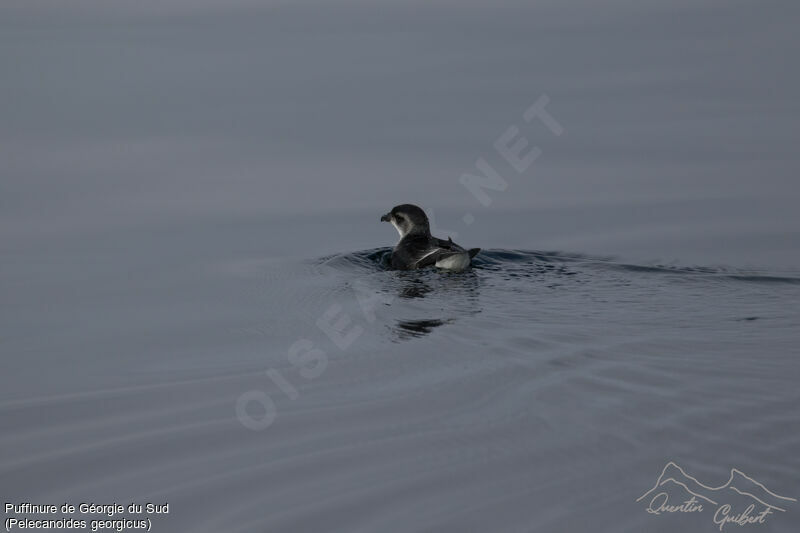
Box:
(380, 204), (430, 238)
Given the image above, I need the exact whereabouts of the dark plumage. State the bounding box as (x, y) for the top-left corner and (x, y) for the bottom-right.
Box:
(380, 204), (480, 270)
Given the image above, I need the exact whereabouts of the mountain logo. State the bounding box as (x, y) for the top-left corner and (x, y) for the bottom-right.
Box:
(637, 461), (796, 530)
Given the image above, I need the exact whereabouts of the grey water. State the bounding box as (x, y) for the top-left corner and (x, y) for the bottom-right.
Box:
(2, 207), (799, 532)
(2, 1), (800, 532)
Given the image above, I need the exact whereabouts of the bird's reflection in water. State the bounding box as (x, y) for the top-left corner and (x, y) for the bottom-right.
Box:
(388, 270), (481, 341)
(394, 318), (453, 340)
(398, 278), (433, 299)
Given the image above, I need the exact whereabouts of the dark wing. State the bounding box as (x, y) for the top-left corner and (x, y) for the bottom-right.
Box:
(391, 235), (476, 270)
(437, 238), (479, 259)
(413, 237), (469, 268)
(414, 249), (461, 269)
(434, 236), (466, 253)
(390, 235), (435, 270)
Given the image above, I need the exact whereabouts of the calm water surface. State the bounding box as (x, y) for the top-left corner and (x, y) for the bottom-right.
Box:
(2, 207), (798, 532)
(2, 1), (799, 530)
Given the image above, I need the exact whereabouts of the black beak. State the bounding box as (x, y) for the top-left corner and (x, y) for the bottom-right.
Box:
(380, 213), (391, 222)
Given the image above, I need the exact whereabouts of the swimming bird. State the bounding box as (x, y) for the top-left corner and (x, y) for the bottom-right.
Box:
(380, 204), (480, 271)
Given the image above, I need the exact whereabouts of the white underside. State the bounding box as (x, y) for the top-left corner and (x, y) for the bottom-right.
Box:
(435, 252), (470, 271)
